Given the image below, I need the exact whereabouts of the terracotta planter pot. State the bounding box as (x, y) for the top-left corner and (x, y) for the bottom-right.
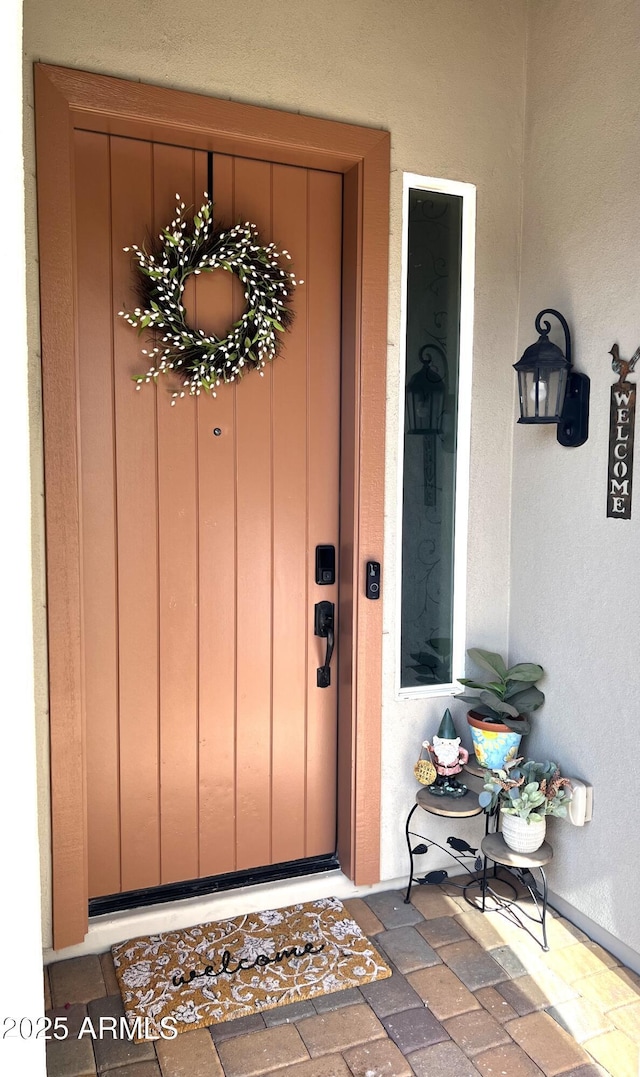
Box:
(500, 811), (546, 853)
(467, 710), (523, 770)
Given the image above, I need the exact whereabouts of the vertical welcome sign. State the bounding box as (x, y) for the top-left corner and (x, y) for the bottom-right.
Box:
(607, 381), (636, 519)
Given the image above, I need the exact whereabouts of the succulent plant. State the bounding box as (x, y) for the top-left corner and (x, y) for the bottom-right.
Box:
(478, 750), (572, 823)
(456, 647), (545, 734)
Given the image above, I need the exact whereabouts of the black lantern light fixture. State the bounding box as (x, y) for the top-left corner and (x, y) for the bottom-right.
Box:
(406, 344), (446, 435)
(405, 343), (448, 508)
(513, 308), (590, 447)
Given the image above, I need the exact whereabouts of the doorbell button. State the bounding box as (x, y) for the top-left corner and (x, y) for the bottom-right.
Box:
(366, 560), (381, 599)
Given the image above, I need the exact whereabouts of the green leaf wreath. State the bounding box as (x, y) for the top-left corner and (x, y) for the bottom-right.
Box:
(119, 193), (303, 404)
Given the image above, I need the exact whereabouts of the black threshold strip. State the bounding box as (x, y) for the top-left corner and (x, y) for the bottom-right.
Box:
(89, 853), (340, 917)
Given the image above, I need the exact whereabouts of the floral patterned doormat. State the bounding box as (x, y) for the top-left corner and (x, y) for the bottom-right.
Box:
(112, 897), (392, 1040)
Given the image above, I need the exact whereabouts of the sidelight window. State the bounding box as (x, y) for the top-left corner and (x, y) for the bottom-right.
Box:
(397, 174), (475, 696)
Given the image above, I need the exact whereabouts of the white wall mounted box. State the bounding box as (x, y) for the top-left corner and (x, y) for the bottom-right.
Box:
(567, 779), (593, 827)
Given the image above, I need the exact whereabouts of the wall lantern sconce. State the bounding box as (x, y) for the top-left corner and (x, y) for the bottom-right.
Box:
(513, 308), (590, 447)
(406, 344), (446, 435)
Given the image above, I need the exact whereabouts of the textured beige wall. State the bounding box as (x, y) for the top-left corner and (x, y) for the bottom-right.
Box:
(24, 0), (527, 946)
(512, 0), (640, 952)
(1, 2), (46, 1070)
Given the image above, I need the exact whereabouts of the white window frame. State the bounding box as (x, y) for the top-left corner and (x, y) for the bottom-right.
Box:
(395, 173), (476, 701)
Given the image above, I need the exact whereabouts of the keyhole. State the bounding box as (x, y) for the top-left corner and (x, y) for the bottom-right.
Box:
(213, 428), (222, 436)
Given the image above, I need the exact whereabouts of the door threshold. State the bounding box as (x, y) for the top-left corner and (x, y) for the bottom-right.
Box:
(46, 870), (407, 964)
(88, 854), (340, 917)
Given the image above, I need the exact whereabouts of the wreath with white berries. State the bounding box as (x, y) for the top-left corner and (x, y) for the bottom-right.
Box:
(119, 194), (302, 405)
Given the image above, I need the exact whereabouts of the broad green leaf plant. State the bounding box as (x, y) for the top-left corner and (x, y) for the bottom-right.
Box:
(456, 647), (545, 734)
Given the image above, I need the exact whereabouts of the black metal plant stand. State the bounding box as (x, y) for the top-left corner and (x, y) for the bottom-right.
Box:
(469, 832), (554, 951)
(404, 760), (491, 903)
(403, 759), (554, 952)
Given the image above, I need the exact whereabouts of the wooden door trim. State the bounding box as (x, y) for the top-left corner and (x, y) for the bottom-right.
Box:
(34, 63), (389, 950)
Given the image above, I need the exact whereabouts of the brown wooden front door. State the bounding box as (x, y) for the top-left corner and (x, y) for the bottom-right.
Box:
(36, 65), (389, 948)
(75, 132), (343, 900)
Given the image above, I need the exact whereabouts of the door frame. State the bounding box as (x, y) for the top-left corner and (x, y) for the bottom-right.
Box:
(34, 63), (390, 950)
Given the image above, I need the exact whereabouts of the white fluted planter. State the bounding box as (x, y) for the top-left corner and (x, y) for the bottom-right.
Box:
(500, 811), (546, 853)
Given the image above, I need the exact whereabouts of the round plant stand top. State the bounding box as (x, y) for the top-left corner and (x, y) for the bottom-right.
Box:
(481, 832), (554, 869)
(415, 760), (486, 819)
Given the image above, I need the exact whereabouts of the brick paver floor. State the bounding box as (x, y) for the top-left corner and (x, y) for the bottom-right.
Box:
(44, 882), (640, 1077)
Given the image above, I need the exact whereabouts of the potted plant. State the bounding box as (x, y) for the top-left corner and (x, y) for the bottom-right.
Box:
(456, 647), (545, 769)
(478, 752), (572, 852)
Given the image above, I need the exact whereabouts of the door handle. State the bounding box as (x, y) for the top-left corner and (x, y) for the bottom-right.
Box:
(314, 601), (335, 688)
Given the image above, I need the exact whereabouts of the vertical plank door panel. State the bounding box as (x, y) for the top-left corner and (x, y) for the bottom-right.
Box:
(306, 170), (343, 856)
(110, 135), (161, 891)
(153, 146), (200, 885)
(193, 154), (238, 876)
(270, 164), (309, 863)
(74, 130), (121, 899)
(87, 146), (343, 895)
(233, 158), (274, 869)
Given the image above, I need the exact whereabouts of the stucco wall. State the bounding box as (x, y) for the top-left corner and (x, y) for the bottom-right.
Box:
(512, 0), (640, 953)
(24, 0), (527, 947)
(0, 0), (46, 1072)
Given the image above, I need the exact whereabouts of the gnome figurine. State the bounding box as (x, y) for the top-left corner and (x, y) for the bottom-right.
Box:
(426, 709), (469, 798)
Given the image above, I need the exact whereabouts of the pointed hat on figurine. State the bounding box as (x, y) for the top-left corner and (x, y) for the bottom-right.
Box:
(436, 708), (457, 740)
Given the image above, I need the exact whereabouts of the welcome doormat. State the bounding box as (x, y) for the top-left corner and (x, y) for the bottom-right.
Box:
(112, 897), (391, 1040)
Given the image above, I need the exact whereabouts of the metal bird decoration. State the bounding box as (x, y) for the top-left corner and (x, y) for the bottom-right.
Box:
(419, 870), (449, 885)
(446, 837), (478, 856)
(610, 343), (640, 385)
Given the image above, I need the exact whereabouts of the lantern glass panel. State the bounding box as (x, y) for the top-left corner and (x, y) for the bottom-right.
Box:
(518, 366), (567, 422)
(550, 367), (568, 418)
